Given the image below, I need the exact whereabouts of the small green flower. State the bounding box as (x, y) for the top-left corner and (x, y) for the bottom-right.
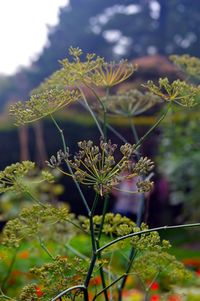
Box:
(10, 88), (80, 125)
(18, 284), (39, 301)
(170, 54), (200, 81)
(36, 47), (104, 91)
(60, 47), (104, 85)
(144, 77), (200, 107)
(32, 48), (136, 93)
(2, 204), (78, 247)
(0, 161), (35, 193)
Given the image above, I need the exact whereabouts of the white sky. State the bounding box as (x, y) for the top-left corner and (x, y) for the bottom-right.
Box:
(0, 0), (69, 75)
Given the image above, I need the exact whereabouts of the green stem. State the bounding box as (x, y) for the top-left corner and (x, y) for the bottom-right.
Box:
(50, 114), (67, 153)
(118, 249), (137, 301)
(135, 104), (171, 150)
(84, 83), (107, 140)
(97, 223), (200, 254)
(51, 285), (87, 301)
(79, 99), (128, 143)
(93, 274), (126, 301)
(95, 243), (109, 301)
(103, 87), (109, 140)
(65, 218), (88, 234)
(118, 116), (145, 300)
(50, 114), (90, 214)
(97, 195), (109, 241)
(0, 297), (15, 300)
(65, 243), (89, 261)
(38, 236), (55, 260)
(0, 289), (16, 300)
(84, 254), (97, 288)
(84, 194), (99, 288)
(92, 196), (112, 301)
(105, 122), (128, 143)
(128, 115), (139, 144)
(25, 190), (46, 208)
(79, 88), (104, 138)
(90, 194), (99, 251)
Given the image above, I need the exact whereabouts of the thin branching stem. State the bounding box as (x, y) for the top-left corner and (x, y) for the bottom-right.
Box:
(118, 250), (137, 301)
(84, 83), (107, 140)
(135, 104), (171, 150)
(0, 289), (16, 301)
(95, 243), (109, 301)
(97, 223), (200, 254)
(97, 195), (109, 241)
(118, 115), (144, 300)
(65, 244), (89, 261)
(84, 255), (97, 288)
(84, 194), (99, 289)
(50, 114), (90, 214)
(128, 115), (139, 144)
(51, 285), (87, 301)
(105, 122), (128, 143)
(92, 195), (109, 301)
(38, 236), (55, 260)
(79, 87), (104, 138)
(50, 114), (67, 153)
(25, 190), (46, 208)
(90, 194), (99, 251)
(93, 274), (126, 301)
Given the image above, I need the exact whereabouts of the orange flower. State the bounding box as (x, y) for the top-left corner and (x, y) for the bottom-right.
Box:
(182, 258), (200, 268)
(90, 276), (102, 286)
(168, 295), (181, 301)
(18, 250), (30, 259)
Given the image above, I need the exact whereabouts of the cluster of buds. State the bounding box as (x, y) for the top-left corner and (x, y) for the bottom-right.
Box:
(47, 139), (154, 196)
(30, 48), (137, 94)
(10, 88), (80, 125)
(59, 47), (104, 86)
(0, 161), (35, 193)
(170, 54), (200, 81)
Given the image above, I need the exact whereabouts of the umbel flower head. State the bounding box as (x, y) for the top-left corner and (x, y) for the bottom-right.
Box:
(47, 139), (154, 196)
(28, 47), (136, 93)
(10, 88), (80, 125)
(92, 60), (137, 87)
(0, 161), (35, 193)
(170, 54), (200, 81)
(59, 47), (104, 85)
(144, 77), (200, 107)
(34, 47), (104, 92)
(99, 89), (160, 117)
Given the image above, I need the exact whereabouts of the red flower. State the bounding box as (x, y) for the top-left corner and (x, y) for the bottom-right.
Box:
(196, 269), (200, 276)
(35, 286), (43, 297)
(150, 282), (159, 291)
(150, 295), (160, 301)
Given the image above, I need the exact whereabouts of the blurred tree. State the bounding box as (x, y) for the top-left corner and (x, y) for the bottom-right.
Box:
(1, 0), (200, 110)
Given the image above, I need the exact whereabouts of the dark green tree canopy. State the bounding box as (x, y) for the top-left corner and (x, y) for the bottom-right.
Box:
(1, 0), (200, 110)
